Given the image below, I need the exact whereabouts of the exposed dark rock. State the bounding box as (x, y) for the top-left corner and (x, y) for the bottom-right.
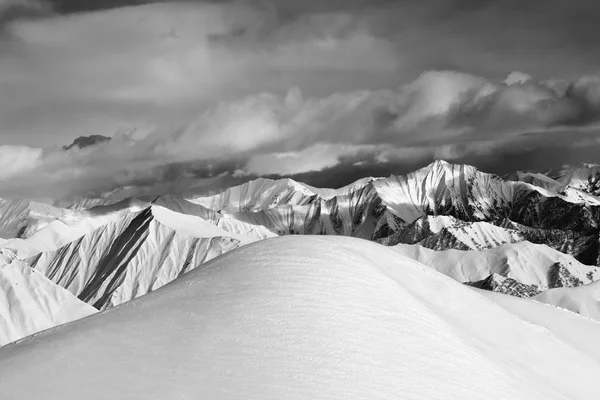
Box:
(63, 135), (111, 150)
(466, 274), (542, 298)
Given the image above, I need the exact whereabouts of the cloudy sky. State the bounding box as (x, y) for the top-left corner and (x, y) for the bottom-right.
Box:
(2, 0), (600, 200)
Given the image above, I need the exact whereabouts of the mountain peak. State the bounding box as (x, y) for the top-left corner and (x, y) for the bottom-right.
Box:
(63, 135), (111, 151)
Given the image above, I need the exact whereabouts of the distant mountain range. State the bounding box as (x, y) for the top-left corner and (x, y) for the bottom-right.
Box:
(1, 159), (600, 345)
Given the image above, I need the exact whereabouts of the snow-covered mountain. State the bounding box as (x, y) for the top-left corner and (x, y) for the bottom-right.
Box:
(25, 205), (256, 310)
(378, 215), (524, 250)
(0, 198), (69, 239)
(392, 241), (599, 295)
(1, 159), (600, 344)
(0, 249), (96, 345)
(187, 177), (318, 212)
(186, 160), (600, 248)
(554, 163), (600, 196)
(1, 198), (148, 259)
(1, 236), (599, 400)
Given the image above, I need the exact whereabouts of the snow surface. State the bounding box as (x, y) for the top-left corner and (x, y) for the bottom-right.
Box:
(391, 241), (599, 289)
(476, 288), (600, 360)
(533, 280), (600, 321)
(1, 236), (599, 399)
(0, 249), (96, 346)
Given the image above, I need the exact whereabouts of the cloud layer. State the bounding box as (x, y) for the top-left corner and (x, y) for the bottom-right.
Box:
(1, 0), (600, 200)
(2, 68), (600, 199)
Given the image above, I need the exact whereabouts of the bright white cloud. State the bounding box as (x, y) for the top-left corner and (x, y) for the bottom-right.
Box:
(244, 143), (382, 176)
(504, 71), (533, 86)
(0, 145), (43, 180)
(2, 68), (600, 200)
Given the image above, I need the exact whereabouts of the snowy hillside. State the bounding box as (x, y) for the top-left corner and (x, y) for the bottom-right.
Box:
(0, 249), (96, 345)
(1, 236), (599, 400)
(392, 241), (599, 294)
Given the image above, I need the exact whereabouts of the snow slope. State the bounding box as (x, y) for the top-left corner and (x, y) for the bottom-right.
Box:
(187, 177), (316, 212)
(533, 280), (600, 321)
(27, 206), (250, 310)
(1, 236), (599, 400)
(298, 176), (380, 199)
(222, 183), (393, 239)
(1, 198), (148, 258)
(476, 289), (600, 360)
(391, 241), (599, 291)
(0, 249), (96, 346)
(151, 195), (277, 241)
(0, 198), (68, 239)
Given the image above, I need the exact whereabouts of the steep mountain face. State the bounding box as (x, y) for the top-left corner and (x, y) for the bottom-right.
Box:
(0, 249), (96, 345)
(391, 242), (599, 293)
(378, 215), (600, 267)
(26, 206), (250, 310)
(493, 219), (600, 266)
(533, 280), (600, 322)
(221, 183), (395, 239)
(1, 236), (599, 400)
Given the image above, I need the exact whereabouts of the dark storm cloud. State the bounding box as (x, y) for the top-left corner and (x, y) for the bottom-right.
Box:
(0, 0), (51, 31)
(46, 0), (151, 13)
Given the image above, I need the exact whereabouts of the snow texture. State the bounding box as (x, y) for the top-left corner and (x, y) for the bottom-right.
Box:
(0, 249), (96, 346)
(0, 236), (599, 400)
